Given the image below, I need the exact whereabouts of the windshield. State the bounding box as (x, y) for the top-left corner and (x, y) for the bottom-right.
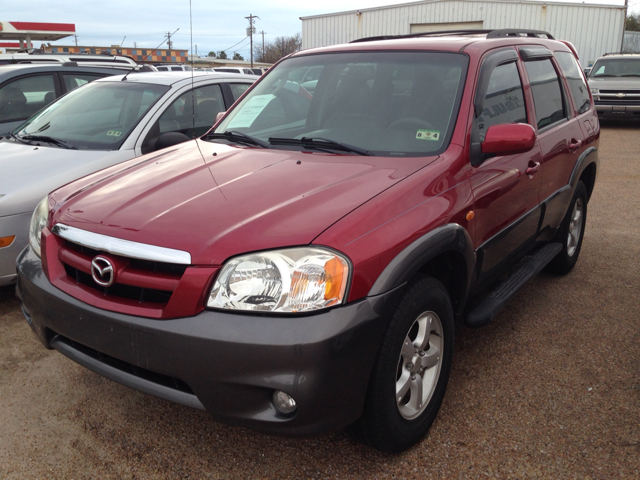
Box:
(590, 58), (640, 77)
(13, 81), (169, 150)
(211, 51), (468, 156)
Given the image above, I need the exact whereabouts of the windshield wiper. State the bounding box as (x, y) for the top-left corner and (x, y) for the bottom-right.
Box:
(205, 130), (270, 148)
(593, 74), (617, 77)
(268, 137), (370, 156)
(7, 132), (31, 144)
(17, 134), (77, 150)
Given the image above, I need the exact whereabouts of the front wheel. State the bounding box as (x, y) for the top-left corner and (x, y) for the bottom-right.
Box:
(350, 275), (454, 453)
(546, 181), (588, 274)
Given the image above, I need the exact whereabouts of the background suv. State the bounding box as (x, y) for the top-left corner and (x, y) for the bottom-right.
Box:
(17, 29), (599, 453)
(588, 52), (640, 119)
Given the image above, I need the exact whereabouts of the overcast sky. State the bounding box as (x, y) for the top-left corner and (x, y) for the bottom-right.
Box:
(1, 0), (634, 58)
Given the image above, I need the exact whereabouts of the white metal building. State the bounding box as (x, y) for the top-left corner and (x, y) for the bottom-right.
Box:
(301, 0), (626, 66)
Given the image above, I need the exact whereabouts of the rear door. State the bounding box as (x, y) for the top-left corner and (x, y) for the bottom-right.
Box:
(468, 48), (543, 282)
(519, 48), (588, 232)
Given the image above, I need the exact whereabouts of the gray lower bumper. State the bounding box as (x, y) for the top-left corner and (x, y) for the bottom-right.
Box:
(16, 245), (400, 437)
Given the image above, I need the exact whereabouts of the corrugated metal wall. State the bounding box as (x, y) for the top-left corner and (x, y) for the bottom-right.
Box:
(623, 31), (640, 53)
(301, 0), (625, 65)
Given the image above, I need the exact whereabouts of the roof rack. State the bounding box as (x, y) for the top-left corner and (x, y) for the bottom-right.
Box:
(350, 29), (554, 44)
(602, 52), (640, 56)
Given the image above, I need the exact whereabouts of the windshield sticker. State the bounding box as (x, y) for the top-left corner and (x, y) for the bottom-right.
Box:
(107, 130), (122, 137)
(227, 94), (276, 129)
(416, 130), (440, 141)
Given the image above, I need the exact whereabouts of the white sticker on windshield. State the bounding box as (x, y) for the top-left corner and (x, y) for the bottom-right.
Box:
(227, 94), (276, 129)
(416, 129), (440, 141)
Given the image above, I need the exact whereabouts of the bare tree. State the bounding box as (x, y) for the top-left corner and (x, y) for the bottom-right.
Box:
(253, 33), (302, 64)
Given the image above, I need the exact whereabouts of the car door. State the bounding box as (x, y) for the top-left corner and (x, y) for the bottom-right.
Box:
(468, 48), (543, 283)
(0, 73), (60, 136)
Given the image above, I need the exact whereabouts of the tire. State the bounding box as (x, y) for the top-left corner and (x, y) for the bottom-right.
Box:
(350, 275), (454, 453)
(546, 181), (588, 274)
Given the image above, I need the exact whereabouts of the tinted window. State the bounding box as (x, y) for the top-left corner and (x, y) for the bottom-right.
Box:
(555, 52), (591, 114)
(229, 83), (251, 101)
(156, 66), (168, 71)
(524, 59), (566, 130)
(62, 73), (103, 93)
(14, 81), (168, 150)
(0, 74), (56, 122)
(476, 62), (527, 142)
(171, 66), (183, 72)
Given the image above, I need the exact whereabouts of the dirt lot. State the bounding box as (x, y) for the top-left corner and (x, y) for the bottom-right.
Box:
(1, 122), (638, 479)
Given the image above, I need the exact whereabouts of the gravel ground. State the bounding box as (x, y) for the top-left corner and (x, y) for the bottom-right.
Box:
(0, 122), (638, 479)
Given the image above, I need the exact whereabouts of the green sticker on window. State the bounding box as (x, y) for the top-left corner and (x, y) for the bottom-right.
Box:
(107, 130), (122, 137)
(416, 130), (440, 141)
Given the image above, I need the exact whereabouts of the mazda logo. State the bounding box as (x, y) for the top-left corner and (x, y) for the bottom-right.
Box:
(91, 256), (115, 287)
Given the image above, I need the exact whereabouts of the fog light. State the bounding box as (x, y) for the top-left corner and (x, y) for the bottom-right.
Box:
(273, 390), (297, 414)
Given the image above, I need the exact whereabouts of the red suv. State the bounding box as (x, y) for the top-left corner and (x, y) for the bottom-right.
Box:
(17, 29), (599, 452)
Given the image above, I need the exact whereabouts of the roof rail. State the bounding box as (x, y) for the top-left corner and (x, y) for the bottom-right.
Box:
(603, 51), (640, 56)
(350, 29), (554, 44)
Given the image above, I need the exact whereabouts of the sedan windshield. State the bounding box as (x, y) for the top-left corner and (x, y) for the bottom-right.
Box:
(211, 51), (468, 156)
(13, 81), (169, 150)
(590, 58), (640, 77)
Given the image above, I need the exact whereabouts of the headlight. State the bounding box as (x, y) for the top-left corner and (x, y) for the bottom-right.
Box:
(29, 196), (49, 258)
(208, 247), (350, 313)
(590, 87), (599, 94)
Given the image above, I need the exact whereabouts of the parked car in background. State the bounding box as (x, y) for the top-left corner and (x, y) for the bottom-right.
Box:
(0, 71), (256, 285)
(212, 67), (261, 75)
(587, 53), (640, 119)
(0, 63), (135, 137)
(154, 64), (192, 72)
(16, 29), (599, 452)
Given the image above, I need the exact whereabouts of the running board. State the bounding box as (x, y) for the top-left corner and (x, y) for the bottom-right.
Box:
(465, 242), (563, 328)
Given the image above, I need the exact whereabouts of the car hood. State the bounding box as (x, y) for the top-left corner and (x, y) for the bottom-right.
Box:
(0, 140), (133, 217)
(51, 139), (436, 265)
(588, 77), (640, 90)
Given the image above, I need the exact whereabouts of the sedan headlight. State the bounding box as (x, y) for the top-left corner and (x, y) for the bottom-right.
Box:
(29, 196), (49, 258)
(208, 247), (350, 313)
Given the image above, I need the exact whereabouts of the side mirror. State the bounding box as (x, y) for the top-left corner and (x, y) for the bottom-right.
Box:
(215, 111), (226, 125)
(155, 132), (190, 151)
(481, 123), (536, 156)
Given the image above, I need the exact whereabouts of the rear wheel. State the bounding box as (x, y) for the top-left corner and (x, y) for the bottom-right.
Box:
(350, 275), (454, 452)
(546, 181), (588, 274)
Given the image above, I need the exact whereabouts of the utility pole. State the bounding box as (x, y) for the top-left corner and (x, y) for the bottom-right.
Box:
(245, 14), (259, 68)
(166, 30), (174, 50)
(259, 30), (266, 60)
(74, 34), (79, 46)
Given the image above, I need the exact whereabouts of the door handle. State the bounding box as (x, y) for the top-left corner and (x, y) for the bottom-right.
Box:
(525, 162), (540, 176)
(569, 139), (583, 152)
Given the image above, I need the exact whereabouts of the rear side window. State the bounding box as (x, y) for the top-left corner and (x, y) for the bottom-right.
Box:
(171, 66), (183, 72)
(229, 83), (251, 101)
(0, 74), (56, 122)
(524, 59), (567, 130)
(554, 52), (591, 115)
(62, 73), (103, 93)
(476, 62), (527, 142)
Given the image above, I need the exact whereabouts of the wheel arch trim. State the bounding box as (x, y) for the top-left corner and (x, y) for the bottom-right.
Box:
(368, 224), (475, 308)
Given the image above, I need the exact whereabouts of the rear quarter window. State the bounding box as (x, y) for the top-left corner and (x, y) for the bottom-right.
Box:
(554, 52), (591, 114)
(524, 59), (567, 130)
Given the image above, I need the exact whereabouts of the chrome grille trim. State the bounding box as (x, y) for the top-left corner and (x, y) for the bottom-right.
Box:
(52, 223), (192, 265)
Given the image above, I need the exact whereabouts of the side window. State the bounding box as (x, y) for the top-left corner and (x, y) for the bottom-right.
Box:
(62, 73), (103, 93)
(0, 74), (56, 123)
(229, 83), (250, 102)
(554, 52), (591, 115)
(156, 66), (168, 71)
(524, 59), (567, 130)
(476, 62), (527, 142)
(170, 66), (183, 72)
(145, 83), (225, 149)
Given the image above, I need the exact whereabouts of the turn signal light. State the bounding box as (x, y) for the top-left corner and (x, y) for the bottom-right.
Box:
(0, 236), (16, 248)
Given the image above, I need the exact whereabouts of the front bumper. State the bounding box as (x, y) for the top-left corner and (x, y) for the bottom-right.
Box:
(594, 103), (640, 117)
(17, 245), (399, 437)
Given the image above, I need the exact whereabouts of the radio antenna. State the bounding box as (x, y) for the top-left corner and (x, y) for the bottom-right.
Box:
(190, 0), (196, 138)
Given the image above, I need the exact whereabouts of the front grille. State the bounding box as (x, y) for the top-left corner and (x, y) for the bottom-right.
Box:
(59, 240), (187, 307)
(57, 334), (194, 394)
(595, 99), (640, 106)
(599, 89), (640, 94)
